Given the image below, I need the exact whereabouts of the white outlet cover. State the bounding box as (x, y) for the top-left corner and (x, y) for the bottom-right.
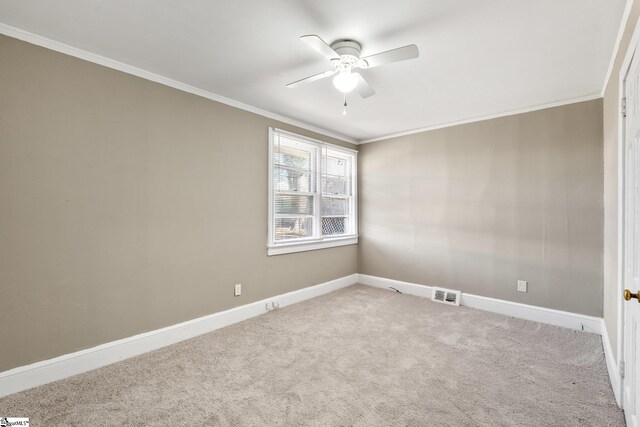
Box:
(234, 283), (241, 296)
(517, 280), (527, 293)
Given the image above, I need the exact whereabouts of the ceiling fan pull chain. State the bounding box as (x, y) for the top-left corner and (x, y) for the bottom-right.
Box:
(343, 93), (347, 116)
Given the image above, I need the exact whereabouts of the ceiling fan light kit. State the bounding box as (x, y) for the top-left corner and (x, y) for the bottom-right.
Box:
(287, 35), (419, 113)
(333, 69), (359, 93)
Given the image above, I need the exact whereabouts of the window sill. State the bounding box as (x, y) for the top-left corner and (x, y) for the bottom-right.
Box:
(267, 236), (358, 256)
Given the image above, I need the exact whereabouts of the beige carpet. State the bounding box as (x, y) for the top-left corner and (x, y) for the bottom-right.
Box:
(0, 285), (624, 426)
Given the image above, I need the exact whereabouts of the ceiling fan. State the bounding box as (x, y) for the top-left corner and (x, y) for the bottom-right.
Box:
(286, 35), (419, 101)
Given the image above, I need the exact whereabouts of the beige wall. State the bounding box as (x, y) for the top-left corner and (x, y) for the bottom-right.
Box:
(359, 100), (604, 316)
(603, 1), (640, 360)
(0, 35), (357, 372)
(0, 22), (619, 373)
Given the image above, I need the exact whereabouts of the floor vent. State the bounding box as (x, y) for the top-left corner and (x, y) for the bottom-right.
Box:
(431, 287), (461, 306)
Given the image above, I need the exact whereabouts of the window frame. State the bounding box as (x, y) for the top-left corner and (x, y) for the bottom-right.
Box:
(268, 127), (358, 256)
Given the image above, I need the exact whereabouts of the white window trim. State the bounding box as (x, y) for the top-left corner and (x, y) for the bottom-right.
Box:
(267, 127), (358, 256)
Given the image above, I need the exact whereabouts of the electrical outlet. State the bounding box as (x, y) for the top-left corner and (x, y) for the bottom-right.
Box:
(517, 280), (527, 293)
(234, 283), (241, 296)
(265, 300), (279, 311)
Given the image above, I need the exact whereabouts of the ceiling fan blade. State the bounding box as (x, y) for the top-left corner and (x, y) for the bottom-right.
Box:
(355, 73), (375, 98)
(300, 35), (340, 60)
(286, 69), (337, 88)
(361, 44), (419, 68)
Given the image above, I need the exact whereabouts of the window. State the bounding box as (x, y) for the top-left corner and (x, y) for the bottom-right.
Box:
(268, 128), (358, 255)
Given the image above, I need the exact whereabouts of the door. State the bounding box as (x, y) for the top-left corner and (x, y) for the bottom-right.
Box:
(623, 48), (640, 427)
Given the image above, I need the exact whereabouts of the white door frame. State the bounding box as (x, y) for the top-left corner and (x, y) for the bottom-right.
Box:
(618, 7), (640, 412)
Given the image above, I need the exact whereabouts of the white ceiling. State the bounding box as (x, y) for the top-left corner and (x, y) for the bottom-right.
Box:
(0, 0), (627, 143)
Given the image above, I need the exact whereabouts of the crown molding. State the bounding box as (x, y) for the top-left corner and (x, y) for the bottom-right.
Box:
(601, 0), (634, 97)
(0, 23), (358, 145)
(0, 23), (610, 146)
(358, 93), (602, 144)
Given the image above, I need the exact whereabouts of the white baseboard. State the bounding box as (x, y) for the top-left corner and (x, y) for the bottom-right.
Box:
(601, 320), (622, 407)
(460, 293), (602, 334)
(0, 273), (358, 398)
(357, 274), (602, 333)
(357, 274), (435, 298)
(358, 274), (623, 405)
(1, 273), (615, 401)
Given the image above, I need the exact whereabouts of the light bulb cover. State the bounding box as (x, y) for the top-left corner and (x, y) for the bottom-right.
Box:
(333, 70), (359, 93)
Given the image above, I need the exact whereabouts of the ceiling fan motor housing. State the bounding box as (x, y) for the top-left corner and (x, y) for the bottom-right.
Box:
(330, 40), (365, 69)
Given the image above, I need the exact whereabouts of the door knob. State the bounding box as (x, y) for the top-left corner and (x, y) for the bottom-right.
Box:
(624, 289), (640, 302)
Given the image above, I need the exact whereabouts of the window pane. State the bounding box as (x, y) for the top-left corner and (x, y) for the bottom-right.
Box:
(322, 197), (348, 215)
(275, 217), (313, 241)
(274, 145), (312, 170)
(269, 129), (356, 250)
(276, 195), (314, 215)
(323, 176), (349, 195)
(274, 168), (311, 192)
(323, 155), (347, 176)
(322, 217), (347, 236)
